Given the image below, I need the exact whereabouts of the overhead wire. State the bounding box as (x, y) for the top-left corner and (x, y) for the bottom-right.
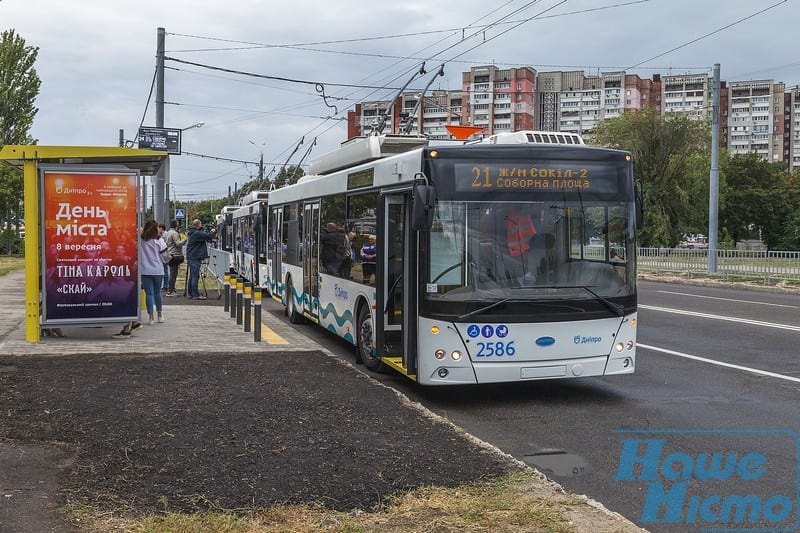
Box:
(166, 0), (709, 191)
(626, 0), (788, 70)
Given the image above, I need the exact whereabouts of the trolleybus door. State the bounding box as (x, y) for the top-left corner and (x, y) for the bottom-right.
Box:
(302, 202), (320, 320)
(377, 194), (416, 373)
(270, 207), (282, 295)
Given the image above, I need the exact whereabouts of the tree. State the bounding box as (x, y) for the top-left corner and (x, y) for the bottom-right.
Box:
(781, 169), (800, 250)
(0, 29), (41, 254)
(273, 165), (305, 189)
(589, 107), (710, 247)
(719, 154), (791, 249)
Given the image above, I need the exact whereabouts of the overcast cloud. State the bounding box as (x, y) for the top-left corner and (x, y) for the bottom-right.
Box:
(3, 0), (797, 200)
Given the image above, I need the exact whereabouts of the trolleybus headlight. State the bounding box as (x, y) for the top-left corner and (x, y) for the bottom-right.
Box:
(435, 349), (446, 360)
(626, 340), (634, 351)
(615, 342), (624, 352)
(451, 350), (462, 361)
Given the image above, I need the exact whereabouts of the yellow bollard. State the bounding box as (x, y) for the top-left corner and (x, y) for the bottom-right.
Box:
(253, 289), (262, 342)
(223, 274), (230, 312)
(236, 279), (244, 325)
(243, 283), (252, 333)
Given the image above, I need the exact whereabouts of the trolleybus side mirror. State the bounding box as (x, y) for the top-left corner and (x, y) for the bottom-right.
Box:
(412, 183), (436, 231)
(225, 213), (233, 226)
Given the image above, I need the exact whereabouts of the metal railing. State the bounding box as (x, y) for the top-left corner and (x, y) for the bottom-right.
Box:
(637, 248), (800, 283)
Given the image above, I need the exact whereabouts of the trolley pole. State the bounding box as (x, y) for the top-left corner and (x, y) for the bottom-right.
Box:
(229, 277), (237, 319)
(243, 283), (252, 332)
(236, 279), (244, 326)
(223, 274), (230, 313)
(253, 289), (262, 342)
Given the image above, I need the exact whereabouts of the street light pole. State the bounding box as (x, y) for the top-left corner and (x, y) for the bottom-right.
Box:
(163, 122), (205, 223)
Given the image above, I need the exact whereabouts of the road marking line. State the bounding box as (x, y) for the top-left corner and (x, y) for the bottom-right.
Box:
(248, 317), (289, 344)
(260, 323), (289, 344)
(656, 290), (798, 308)
(639, 304), (800, 332)
(640, 344), (800, 384)
(262, 325), (289, 344)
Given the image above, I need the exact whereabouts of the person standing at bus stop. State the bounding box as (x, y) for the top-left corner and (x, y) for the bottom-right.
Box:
(163, 219), (187, 296)
(186, 219), (215, 300)
(158, 223), (169, 291)
(139, 220), (166, 325)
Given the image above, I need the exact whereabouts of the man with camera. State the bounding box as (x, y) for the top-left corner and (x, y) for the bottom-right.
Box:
(185, 219), (215, 300)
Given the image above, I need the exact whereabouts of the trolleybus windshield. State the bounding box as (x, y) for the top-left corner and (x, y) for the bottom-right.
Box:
(423, 198), (636, 319)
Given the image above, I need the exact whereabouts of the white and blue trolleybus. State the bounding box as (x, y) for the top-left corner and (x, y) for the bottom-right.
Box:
(262, 131), (641, 385)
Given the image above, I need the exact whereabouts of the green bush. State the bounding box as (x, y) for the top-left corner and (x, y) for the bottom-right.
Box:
(0, 230), (24, 255)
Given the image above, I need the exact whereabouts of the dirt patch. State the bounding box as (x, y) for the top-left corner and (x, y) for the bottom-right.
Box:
(0, 441), (78, 532)
(0, 351), (518, 524)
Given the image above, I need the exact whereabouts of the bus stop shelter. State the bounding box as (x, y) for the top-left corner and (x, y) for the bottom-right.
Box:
(0, 145), (168, 343)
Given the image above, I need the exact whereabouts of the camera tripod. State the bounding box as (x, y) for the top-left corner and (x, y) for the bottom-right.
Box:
(182, 259), (212, 298)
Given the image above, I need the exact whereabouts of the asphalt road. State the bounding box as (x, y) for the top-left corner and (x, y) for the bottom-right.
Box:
(264, 280), (800, 533)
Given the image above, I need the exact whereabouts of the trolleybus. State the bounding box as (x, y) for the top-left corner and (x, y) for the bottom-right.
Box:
(231, 191), (271, 291)
(264, 131), (641, 385)
(207, 204), (238, 283)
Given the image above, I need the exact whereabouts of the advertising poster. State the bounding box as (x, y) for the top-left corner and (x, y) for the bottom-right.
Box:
(41, 168), (139, 323)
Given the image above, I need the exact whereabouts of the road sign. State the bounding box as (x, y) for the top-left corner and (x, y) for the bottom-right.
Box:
(175, 208), (186, 219)
(138, 127), (182, 155)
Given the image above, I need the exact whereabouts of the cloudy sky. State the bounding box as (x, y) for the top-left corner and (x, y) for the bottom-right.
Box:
(3, 0), (797, 201)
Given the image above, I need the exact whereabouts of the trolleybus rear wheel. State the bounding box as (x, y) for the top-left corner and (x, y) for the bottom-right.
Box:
(286, 278), (305, 324)
(357, 305), (383, 372)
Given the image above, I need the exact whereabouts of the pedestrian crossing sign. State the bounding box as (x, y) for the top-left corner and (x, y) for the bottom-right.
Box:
(175, 208), (186, 219)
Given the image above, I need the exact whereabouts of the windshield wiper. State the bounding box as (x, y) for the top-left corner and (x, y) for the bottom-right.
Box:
(579, 285), (624, 316)
(458, 298), (515, 321)
(534, 284), (624, 317)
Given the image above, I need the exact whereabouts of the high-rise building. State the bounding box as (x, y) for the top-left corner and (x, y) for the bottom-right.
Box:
(661, 74), (711, 119)
(727, 80), (785, 163)
(402, 89), (463, 140)
(536, 70), (584, 131)
(344, 66), (796, 169)
(788, 86), (800, 171)
(461, 65), (536, 134)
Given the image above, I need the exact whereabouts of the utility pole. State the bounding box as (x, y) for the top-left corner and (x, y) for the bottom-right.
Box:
(154, 27), (166, 224)
(258, 153), (264, 189)
(708, 63), (720, 273)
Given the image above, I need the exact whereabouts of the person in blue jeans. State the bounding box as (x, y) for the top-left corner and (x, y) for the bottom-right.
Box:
(185, 219), (216, 299)
(139, 220), (166, 324)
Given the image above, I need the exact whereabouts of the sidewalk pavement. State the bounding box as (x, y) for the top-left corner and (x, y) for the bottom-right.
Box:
(0, 269), (320, 356)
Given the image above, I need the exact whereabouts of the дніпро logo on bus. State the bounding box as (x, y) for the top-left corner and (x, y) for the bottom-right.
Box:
(612, 429), (799, 531)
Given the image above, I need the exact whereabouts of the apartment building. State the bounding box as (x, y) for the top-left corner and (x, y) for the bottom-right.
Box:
(401, 90), (463, 140)
(460, 65), (536, 134)
(788, 87), (800, 170)
(727, 80), (785, 163)
(345, 67), (799, 170)
(661, 74), (711, 119)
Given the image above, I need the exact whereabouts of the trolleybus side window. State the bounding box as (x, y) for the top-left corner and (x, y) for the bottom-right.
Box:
(283, 203), (301, 266)
(346, 191), (378, 285)
(320, 196), (347, 278)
